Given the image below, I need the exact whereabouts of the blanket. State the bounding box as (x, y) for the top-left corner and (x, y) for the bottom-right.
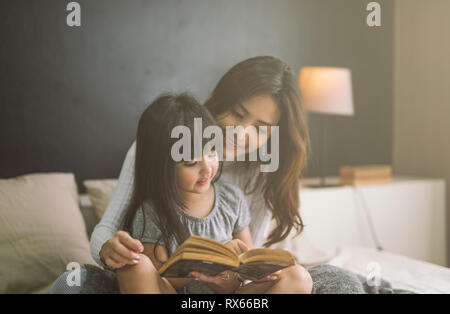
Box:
(306, 264), (414, 294)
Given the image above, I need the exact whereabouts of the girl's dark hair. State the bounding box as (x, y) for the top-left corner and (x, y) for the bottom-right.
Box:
(122, 93), (222, 258)
(205, 56), (310, 247)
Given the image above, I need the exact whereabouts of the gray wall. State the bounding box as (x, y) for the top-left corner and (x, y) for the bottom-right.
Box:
(301, 0), (393, 177)
(0, 0), (393, 189)
(394, 0), (450, 266)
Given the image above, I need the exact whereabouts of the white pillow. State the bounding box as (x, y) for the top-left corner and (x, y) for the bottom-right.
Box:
(0, 173), (97, 293)
(83, 179), (118, 219)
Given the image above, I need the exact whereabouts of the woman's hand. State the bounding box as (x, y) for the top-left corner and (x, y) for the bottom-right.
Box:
(99, 231), (144, 269)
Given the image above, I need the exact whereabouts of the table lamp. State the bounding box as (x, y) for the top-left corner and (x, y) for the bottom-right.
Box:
(299, 66), (354, 186)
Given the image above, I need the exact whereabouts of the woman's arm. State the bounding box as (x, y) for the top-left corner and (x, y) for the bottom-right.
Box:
(142, 243), (194, 289)
(90, 141), (139, 266)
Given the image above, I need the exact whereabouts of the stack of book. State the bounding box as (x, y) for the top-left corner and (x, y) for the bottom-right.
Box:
(339, 164), (392, 186)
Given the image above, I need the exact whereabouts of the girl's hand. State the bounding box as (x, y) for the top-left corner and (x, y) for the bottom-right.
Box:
(189, 270), (241, 294)
(99, 231), (144, 269)
(225, 239), (249, 255)
(223, 239), (282, 285)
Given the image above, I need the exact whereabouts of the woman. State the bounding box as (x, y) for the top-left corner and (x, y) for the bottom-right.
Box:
(50, 56), (373, 294)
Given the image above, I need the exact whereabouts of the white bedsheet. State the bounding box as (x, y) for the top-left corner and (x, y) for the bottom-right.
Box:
(327, 246), (450, 294)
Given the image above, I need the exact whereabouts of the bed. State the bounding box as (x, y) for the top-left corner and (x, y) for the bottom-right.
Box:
(1, 173), (449, 293)
(269, 176), (450, 294)
(269, 226), (450, 294)
(327, 246), (450, 293)
(80, 188), (450, 294)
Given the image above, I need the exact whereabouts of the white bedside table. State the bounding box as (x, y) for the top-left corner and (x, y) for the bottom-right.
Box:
(298, 176), (447, 266)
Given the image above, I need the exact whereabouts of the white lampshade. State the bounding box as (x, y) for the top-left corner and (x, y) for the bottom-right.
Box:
(299, 67), (354, 116)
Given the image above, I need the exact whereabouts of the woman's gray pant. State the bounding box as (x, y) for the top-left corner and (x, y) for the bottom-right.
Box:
(49, 264), (413, 294)
(50, 268), (86, 294)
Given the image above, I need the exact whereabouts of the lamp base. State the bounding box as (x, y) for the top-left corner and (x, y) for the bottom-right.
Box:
(304, 183), (342, 188)
(301, 176), (342, 188)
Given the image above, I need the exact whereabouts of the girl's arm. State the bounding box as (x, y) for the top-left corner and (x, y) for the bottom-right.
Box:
(90, 141), (138, 266)
(142, 243), (195, 289)
(229, 188), (253, 251)
(232, 226), (253, 250)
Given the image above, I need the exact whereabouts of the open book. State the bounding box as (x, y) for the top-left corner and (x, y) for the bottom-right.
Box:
(158, 235), (296, 280)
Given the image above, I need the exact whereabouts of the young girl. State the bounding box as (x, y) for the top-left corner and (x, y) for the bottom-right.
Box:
(115, 93), (311, 294)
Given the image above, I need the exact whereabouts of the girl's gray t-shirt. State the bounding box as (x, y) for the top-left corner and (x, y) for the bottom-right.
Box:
(130, 180), (251, 255)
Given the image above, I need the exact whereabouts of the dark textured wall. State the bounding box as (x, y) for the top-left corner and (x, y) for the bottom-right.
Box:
(0, 0), (393, 190)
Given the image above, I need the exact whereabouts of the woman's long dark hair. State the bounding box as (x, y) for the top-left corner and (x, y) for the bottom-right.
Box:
(205, 56), (310, 247)
(122, 93), (222, 257)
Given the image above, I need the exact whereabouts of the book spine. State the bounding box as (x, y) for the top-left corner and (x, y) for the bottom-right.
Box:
(340, 176), (392, 186)
(339, 165), (392, 177)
